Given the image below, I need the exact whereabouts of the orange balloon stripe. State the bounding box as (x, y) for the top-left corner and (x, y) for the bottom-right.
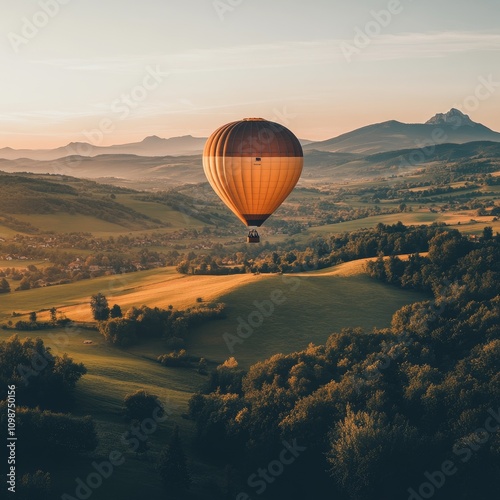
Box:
(203, 156), (303, 225)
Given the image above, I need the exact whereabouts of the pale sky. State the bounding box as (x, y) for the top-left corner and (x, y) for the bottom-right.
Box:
(1, 0), (499, 148)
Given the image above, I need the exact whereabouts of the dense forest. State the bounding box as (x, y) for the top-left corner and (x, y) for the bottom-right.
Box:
(188, 229), (500, 499)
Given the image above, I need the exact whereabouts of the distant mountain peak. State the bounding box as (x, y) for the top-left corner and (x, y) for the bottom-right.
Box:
(425, 108), (475, 127)
(142, 135), (164, 143)
(66, 141), (92, 147)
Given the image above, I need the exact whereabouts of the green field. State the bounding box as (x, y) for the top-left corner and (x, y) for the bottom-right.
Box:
(0, 226), (21, 239)
(117, 194), (205, 229)
(0, 259), (428, 498)
(295, 209), (499, 241)
(0, 267), (265, 323)
(184, 264), (426, 368)
(0, 259), (49, 268)
(14, 213), (133, 234)
(1, 261), (426, 362)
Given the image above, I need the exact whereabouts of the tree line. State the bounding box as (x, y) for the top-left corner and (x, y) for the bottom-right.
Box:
(177, 222), (449, 275)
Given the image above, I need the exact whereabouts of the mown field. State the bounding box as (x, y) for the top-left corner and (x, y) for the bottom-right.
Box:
(0, 267), (261, 323)
(302, 210), (499, 238)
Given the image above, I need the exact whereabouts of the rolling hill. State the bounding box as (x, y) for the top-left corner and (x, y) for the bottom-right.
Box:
(0, 171), (230, 234)
(0, 153), (207, 187)
(1, 140), (499, 189)
(1, 255), (427, 499)
(0, 258), (427, 367)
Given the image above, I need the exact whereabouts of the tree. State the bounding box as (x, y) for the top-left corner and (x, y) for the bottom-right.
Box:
(0, 404), (98, 464)
(176, 260), (190, 274)
(90, 293), (110, 321)
(49, 307), (57, 323)
(158, 426), (190, 493)
(29, 311), (37, 323)
(124, 389), (164, 421)
(0, 277), (10, 294)
(327, 408), (420, 499)
(110, 304), (123, 318)
(428, 230), (470, 269)
(482, 226), (493, 241)
(18, 471), (51, 500)
(198, 357), (208, 375)
(0, 335), (86, 410)
(98, 318), (137, 346)
(17, 277), (31, 291)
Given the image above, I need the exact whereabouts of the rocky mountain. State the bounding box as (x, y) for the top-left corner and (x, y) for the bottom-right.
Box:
(303, 109), (500, 154)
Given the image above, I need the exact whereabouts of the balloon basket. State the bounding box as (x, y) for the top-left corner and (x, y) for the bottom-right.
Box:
(247, 230), (260, 243)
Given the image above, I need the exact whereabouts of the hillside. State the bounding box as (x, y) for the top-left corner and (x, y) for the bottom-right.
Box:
(0, 172), (228, 234)
(0, 259), (426, 367)
(0, 154), (207, 188)
(0, 255), (426, 500)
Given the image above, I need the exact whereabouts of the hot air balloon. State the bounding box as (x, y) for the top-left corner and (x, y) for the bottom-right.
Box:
(202, 118), (303, 243)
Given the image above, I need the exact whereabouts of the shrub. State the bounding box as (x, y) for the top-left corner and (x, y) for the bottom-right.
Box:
(124, 389), (164, 421)
(158, 350), (191, 367)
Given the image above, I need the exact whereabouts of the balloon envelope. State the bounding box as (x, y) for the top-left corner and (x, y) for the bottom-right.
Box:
(203, 118), (303, 227)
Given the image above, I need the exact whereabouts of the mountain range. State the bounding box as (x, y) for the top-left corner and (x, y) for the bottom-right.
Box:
(302, 109), (500, 154)
(0, 135), (207, 161)
(2, 109), (499, 161)
(1, 109), (499, 188)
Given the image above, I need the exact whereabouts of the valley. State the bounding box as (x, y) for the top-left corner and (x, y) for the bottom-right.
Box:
(1, 109), (500, 500)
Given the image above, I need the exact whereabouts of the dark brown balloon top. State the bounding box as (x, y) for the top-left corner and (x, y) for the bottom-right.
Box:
(204, 119), (303, 158)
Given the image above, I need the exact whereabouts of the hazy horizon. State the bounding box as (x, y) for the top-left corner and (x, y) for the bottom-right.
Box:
(1, 0), (500, 149)
(2, 106), (500, 152)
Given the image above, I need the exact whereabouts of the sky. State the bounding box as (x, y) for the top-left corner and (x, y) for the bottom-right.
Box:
(0, 0), (499, 148)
